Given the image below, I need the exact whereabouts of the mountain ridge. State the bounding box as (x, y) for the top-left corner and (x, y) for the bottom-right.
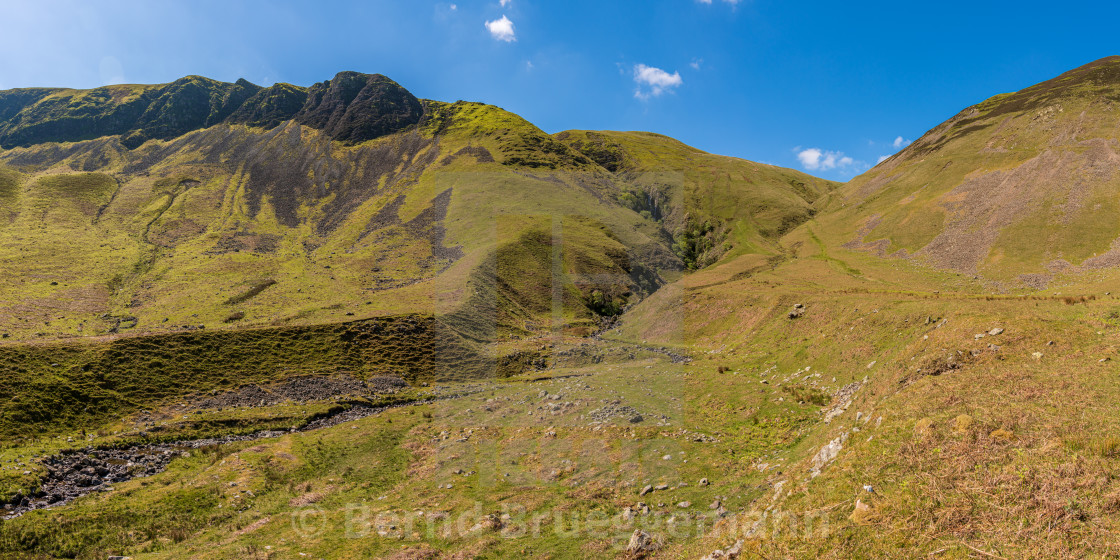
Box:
(0, 71), (424, 150)
(0, 71), (836, 345)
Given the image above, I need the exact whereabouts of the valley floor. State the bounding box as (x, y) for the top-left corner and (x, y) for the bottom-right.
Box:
(4, 274), (1120, 559)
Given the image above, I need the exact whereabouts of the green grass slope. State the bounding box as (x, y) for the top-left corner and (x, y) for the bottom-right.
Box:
(602, 57), (1120, 558)
(0, 84), (830, 343)
(0, 74), (836, 513)
(8, 60), (1120, 560)
(811, 55), (1120, 288)
(556, 130), (839, 269)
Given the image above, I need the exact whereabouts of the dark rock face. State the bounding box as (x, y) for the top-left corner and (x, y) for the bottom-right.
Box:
(226, 82), (309, 129)
(120, 76), (263, 148)
(0, 72), (422, 149)
(295, 72), (424, 144)
(0, 85), (151, 148)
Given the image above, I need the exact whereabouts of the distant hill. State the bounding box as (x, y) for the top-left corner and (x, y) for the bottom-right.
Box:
(0, 72), (836, 343)
(814, 56), (1120, 288)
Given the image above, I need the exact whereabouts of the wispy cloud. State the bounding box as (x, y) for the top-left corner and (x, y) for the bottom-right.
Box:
(689, 58), (703, 70)
(892, 135), (912, 149)
(500, 0), (511, 5)
(696, 0), (741, 4)
(633, 64), (682, 99)
(796, 147), (854, 171)
(877, 155), (890, 164)
(485, 15), (516, 42)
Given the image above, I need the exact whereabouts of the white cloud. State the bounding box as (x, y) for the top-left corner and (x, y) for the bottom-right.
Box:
(450, 3), (457, 9)
(697, 0), (741, 4)
(796, 147), (855, 171)
(501, 0), (511, 5)
(485, 15), (516, 42)
(877, 155), (890, 164)
(633, 64), (682, 99)
(892, 136), (911, 149)
(689, 58), (703, 70)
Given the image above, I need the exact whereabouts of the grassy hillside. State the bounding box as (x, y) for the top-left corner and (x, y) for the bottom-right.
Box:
(556, 130), (838, 269)
(24, 60), (1120, 559)
(612, 258), (1120, 558)
(0, 83), (832, 343)
(599, 56), (1120, 558)
(0, 73), (844, 559)
(812, 55), (1120, 288)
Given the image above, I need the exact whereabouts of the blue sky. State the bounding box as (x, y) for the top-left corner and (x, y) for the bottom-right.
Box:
(2, 0), (1119, 180)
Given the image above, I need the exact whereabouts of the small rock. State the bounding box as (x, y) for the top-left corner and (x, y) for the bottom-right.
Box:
(627, 530), (657, 553)
(677, 501), (691, 508)
(988, 327), (1004, 336)
(639, 484), (653, 496)
(700, 540), (743, 560)
(699, 477), (710, 486)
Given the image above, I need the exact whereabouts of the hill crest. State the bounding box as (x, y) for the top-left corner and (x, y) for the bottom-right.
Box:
(816, 55), (1120, 288)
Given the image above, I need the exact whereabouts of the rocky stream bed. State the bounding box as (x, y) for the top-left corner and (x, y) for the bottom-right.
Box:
(1, 382), (486, 519)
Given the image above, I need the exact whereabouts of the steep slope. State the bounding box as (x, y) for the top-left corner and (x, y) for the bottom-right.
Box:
(0, 76), (833, 343)
(557, 130), (837, 269)
(602, 57), (1120, 558)
(0, 72), (834, 446)
(812, 55), (1120, 288)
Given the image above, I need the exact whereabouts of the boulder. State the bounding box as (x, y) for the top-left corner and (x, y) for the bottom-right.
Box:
(700, 540), (743, 560)
(626, 529), (657, 554)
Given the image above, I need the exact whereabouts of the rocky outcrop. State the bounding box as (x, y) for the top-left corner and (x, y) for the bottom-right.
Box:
(0, 72), (422, 149)
(294, 72), (423, 143)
